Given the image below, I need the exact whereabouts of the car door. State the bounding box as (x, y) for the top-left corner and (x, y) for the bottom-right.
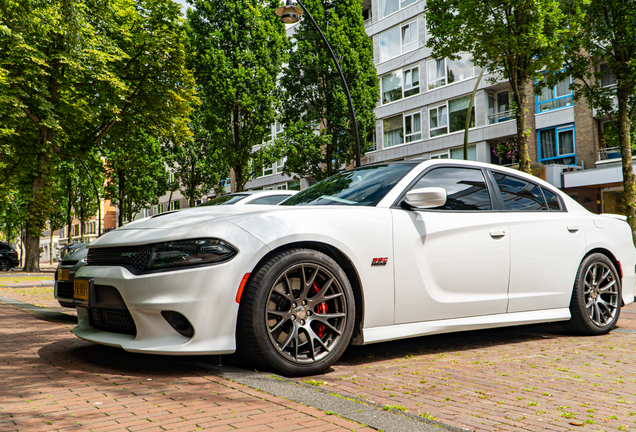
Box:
(488, 171), (586, 313)
(392, 166), (510, 324)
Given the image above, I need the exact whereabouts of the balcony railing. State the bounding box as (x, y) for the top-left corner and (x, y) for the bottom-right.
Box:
(487, 110), (512, 125)
(599, 147), (621, 161)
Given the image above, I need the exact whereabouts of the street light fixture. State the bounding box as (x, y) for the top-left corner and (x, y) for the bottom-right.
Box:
(275, 0), (362, 168)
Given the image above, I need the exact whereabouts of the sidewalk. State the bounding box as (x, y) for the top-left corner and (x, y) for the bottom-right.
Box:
(0, 302), (376, 432)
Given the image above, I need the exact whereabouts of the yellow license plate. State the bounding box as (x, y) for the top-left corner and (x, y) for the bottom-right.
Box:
(74, 279), (89, 301)
(58, 269), (69, 281)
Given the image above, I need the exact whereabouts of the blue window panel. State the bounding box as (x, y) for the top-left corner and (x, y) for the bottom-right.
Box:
(537, 124), (576, 165)
(536, 75), (573, 113)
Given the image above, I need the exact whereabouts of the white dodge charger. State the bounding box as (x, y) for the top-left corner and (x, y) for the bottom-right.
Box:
(72, 160), (636, 376)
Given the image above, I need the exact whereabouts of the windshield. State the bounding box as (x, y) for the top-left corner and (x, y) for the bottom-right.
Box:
(200, 194), (249, 206)
(282, 163), (417, 207)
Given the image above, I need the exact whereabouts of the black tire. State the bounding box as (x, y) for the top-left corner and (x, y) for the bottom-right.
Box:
(0, 259), (10, 272)
(237, 248), (355, 376)
(562, 253), (621, 335)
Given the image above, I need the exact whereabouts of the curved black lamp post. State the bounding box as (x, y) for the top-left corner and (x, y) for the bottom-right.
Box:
(275, 0), (361, 168)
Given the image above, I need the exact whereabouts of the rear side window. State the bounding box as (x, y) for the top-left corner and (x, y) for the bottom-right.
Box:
(411, 167), (492, 210)
(541, 187), (562, 210)
(493, 172), (548, 211)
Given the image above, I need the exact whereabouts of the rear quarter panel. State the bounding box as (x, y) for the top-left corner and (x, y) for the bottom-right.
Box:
(584, 215), (636, 304)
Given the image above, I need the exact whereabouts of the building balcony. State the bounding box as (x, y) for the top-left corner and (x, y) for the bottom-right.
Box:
(487, 110), (512, 125)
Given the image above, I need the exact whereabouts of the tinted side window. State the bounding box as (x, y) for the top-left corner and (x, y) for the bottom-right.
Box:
(412, 167), (492, 210)
(541, 187), (562, 210)
(494, 173), (547, 211)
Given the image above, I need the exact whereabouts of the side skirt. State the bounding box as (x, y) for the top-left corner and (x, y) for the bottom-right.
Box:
(359, 308), (571, 345)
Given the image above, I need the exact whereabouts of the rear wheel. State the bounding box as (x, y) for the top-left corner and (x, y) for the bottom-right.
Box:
(0, 259), (10, 272)
(238, 249), (355, 376)
(563, 253), (621, 335)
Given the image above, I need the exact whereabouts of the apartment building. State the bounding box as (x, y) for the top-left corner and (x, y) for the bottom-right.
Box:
(242, 0), (635, 217)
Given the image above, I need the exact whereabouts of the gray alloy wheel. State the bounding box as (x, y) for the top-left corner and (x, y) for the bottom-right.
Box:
(563, 253), (621, 335)
(238, 249), (355, 376)
(265, 262), (348, 364)
(0, 259), (10, 272)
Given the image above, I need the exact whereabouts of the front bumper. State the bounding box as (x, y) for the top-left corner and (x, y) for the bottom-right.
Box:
(71, 227), (268, 355)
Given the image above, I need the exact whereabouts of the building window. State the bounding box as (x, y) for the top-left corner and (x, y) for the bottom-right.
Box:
(404, 111), (422, 143)
(427, 59), (446, 90)
(381, 65), (420, 105)
(276, 184), (287, 190)
(382, 111), (422, 148)
(429, 95), (475, 138)
(378, 0), (417, 19)
(431, 151), (449, 159)
(538, 124), (576, 165)
(431, 145), (477, 161)
(427, 54), (477, 90)
(600, 63), (616, 87)
(487, 91), (513, 124)
(288, 180), (301, 191)
(429, 104), (448, 137)
(154, 204), (164, 214)
(383, 114), (404, 147)
(379, 19), (420, 62)
(536, 75), (572, 112)
(276, 158), (285, 174)
(169, 200), (180, 211)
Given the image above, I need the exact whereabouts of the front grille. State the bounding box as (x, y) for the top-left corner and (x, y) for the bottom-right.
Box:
(89, 307), (137, 335)
(87, 246), (149, 271)
(57, 282), (74, 299)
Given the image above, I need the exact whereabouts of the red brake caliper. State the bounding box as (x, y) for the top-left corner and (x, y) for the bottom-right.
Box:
(310, 281), (329, 338)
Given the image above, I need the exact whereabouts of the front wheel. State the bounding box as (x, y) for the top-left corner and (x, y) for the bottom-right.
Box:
(563, 253), (621, 335)
(237, 249), (355, 376)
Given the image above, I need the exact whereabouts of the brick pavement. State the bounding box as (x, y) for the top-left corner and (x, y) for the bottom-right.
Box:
(0, 302), (375, 432)
(292, 303), (636, 431)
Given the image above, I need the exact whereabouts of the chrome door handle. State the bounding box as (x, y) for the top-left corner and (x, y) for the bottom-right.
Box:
(490, 229), (506, 238)
(567, 225), (580, 233)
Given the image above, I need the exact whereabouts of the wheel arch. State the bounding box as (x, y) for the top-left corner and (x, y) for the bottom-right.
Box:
(582, 248), (624, 305)
(246, 241), (365, 340)
(584, 248), (621, 277)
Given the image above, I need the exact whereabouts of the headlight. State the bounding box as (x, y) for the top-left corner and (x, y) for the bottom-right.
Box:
(147, 239), (237, 270)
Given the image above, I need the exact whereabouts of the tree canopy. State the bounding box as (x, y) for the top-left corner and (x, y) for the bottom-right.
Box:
(0, 0), (197, 270)
(563, 0), (636, 243)
(426, 0), (580, 173)
(186, 0), (288, 192)
(278, 0), (378, 181)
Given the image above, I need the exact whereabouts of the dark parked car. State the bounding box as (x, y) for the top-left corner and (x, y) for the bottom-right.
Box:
(0, 242), (19, 271)
(60, 242), (85, 259)
(54, 245), (88, 308)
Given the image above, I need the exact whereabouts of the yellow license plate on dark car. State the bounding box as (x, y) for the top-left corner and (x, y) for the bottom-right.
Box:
(58, 269), (69, 281)
(74, 279), (89, 302)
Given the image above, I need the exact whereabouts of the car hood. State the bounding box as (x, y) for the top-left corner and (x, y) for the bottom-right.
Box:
(88, 205), (289, 247)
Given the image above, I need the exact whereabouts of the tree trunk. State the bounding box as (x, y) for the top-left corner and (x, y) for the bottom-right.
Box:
(118, 171), (125, 227)
(513, 80), (531, 174)
(229, 168), (237, 193)
(80, 193), (85, 242)
(49, 222), (54, 264)
(617, 87), (636, 245)
(234, 165), (244, 192)
(24, 174), (48, 272)
(66, 177), (73, 244)
(24, 229), (40, 272)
